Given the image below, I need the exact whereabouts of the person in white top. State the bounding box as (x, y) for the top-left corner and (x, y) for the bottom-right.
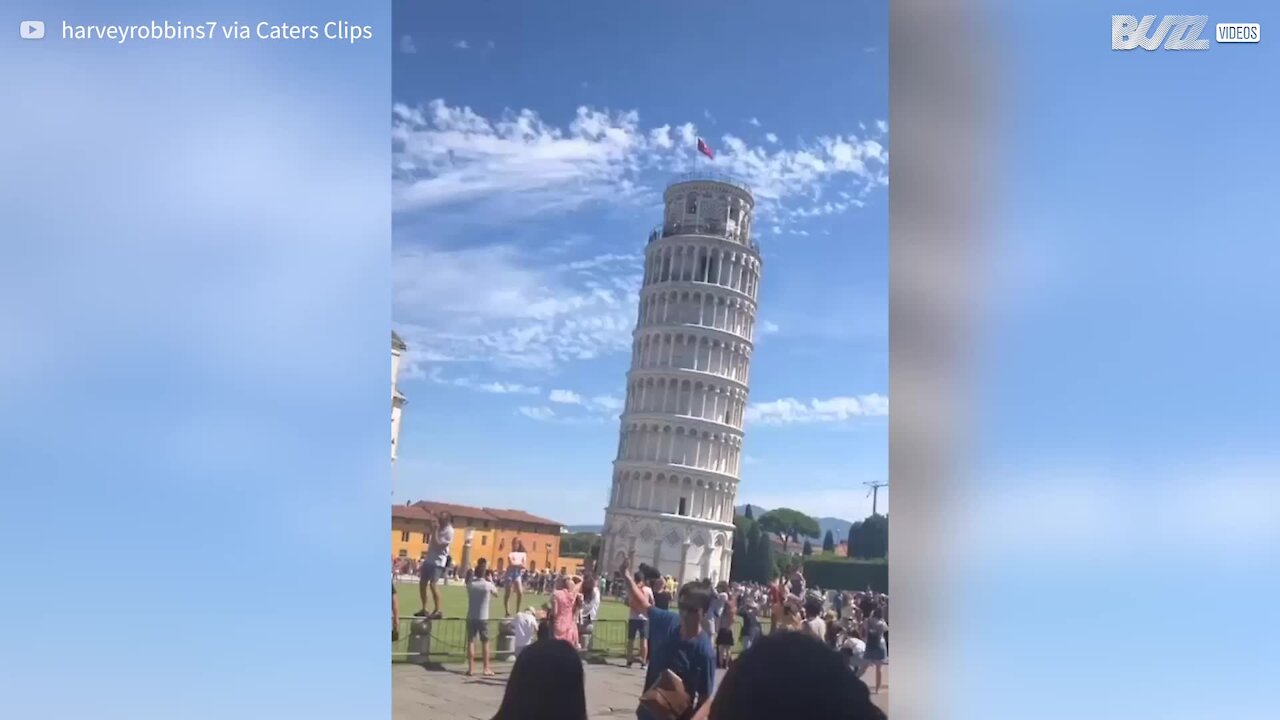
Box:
(510, 606), (540, 656)
(503, 538), (528, 616)
(580, 572), (601, 621)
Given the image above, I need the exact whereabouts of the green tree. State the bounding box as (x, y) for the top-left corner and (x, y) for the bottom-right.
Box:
(802, 539), (814, 556)
(846, 514), (888, 559)
(559, 532), (600, 556)
(730, 516), (755, 581)
(747, 522), (774, 584)
(744, 505), (754, 520)
(757, 508), (821, 554)
(822, 530), (836, 554)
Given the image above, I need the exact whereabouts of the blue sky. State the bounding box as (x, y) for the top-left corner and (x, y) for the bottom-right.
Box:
(391, 0), (889, 525)
(945, 2), (1280, 717)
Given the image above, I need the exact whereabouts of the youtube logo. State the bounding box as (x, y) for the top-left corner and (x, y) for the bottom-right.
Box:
(20, 20), (45, 40)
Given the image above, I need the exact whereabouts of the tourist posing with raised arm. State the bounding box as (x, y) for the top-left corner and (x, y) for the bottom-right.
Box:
(416, 511), (454, 619)
(625, 570), (655, 669)
(619, 558), (716, 720)
(503, 538), (528, 616)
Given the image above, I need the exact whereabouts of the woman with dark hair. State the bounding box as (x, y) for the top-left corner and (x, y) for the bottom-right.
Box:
(702, 631), (885, 720)
(491, 639), (588, 720)
(503, 539), (528, 616)
(715, 592), (737, 668)
(862, 608), (888, 694)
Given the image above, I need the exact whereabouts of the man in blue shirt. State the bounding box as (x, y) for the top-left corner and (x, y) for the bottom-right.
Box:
(620, 559), (716, 718)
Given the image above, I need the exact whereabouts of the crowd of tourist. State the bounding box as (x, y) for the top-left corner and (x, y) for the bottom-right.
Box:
(488, 556), (889, 720)
(395, 510), (890, 717)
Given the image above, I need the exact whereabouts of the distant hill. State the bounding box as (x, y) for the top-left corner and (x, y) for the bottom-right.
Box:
(569, 509), (854, 542)
(735, 505), (853, 542)
(565, 524), (603, 535)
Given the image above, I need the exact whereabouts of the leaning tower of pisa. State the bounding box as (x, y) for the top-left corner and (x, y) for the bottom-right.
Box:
(599, 175), (762, 586)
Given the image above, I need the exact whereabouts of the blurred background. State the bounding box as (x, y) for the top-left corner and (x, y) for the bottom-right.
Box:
(0, 1), (389, 718)
(893, 1), (1280, 718)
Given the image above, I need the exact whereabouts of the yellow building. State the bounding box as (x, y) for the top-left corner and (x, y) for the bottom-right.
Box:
(392, 501), (566, 573)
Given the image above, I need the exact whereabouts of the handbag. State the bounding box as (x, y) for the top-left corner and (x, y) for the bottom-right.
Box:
(638, 669), (692, 720)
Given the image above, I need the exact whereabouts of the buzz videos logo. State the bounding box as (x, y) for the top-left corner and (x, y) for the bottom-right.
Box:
(1112, 15), (1261, 50)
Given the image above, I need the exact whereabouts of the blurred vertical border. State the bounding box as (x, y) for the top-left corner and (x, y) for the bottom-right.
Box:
(890, 1), (991, 717)
(0, 1), (390, 718)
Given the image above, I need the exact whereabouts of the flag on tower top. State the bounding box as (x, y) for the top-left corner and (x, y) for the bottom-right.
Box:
(696, 137), (714, 160)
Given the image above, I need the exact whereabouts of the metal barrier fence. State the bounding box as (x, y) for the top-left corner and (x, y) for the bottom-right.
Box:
(392, 616), (774, 662)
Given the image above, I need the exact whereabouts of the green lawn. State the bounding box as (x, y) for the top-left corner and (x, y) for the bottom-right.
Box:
(393, 582), (760, 663)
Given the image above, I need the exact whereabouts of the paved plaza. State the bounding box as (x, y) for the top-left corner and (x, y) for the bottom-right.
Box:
(393, 658), (888, 719)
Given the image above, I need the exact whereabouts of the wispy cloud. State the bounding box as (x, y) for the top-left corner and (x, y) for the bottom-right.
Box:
(759, 320), (781, 335)
(765, 132), (778, 144)
(390, 100), (887, 223)
(548, 389), (624, 416)
(394, 246), (642, 375)
(746, 395), (888, 426)
(515, 403), (611, 425)
(590, 395), (624, 412)
(399, 35), (417, 54)
(549, 389), (583, 404)
(426, 367), (541, 395)
(747, 117), (761, 127)
(517, 406), (555, 421)
(454, 40), (469, 50)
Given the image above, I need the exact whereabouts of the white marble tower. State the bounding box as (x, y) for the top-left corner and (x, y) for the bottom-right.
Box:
(600, 175), (762, 586)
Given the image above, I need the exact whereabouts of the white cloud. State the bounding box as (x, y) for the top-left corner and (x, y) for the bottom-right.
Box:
(746, 394), (889, 425)
(549, 389), (583, 405)
(759, 320), (781, 335)
(590, 395), (623, 412)
(547, 390), (624, 417)
(875, 120), (887, 134)
(765, 132), (778, 144)
(391, 99), (888, 224)
(454, 40), (469, 50)
(677, 123), (697, 146)
(517, 406), (555, 421)
(515, 404), (609, 426)
(477, 381), (540, 394)
(748, 117), (761, 127)
(394, 246), (642, 375)
(649, 124), (674, 149)
(400, 35), (417, 54)
(426, 367), (541, 395)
